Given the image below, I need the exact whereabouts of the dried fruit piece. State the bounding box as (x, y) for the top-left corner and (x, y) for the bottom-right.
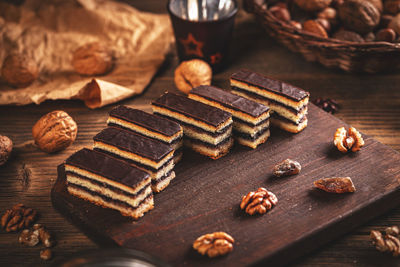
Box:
(40, 249), (52, 261)
(72, 42), (114, 76)
(273, 159), (301, 177)
(193, 232), (234, 258)
(32, 110), (78, 153)
(0, 135), (13, 166)
(1, 53), (38, 88)
(333, 126), (364, 153)
(314, 177), (355, 193)
(240, 187), (278, 215)
(174, 59), (212, 94)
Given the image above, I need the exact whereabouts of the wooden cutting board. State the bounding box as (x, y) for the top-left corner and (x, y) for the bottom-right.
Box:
(51, 104), (400, 266)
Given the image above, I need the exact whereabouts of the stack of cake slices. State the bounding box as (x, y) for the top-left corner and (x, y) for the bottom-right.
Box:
(152, 92), (234, 159)
(107, 106), (184, 163)
(65, 148), (154, 219)
(230, 69), (310, 133)
(188, 85), (270, 149)
(93, 127), (176, 193)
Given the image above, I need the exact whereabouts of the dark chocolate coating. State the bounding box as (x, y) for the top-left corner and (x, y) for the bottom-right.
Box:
(65, 148), (149, 188)
(152, 92), (231, 127)
(109, 106), (181, 137)
(190, 85), (269, 117)
(93, 127), (173, 161)
(231, 70), (310, 101)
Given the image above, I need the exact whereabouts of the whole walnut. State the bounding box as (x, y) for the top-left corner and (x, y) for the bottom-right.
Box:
(0, 135), (13, 166)
(338, 0), (381, 34)
(1, 54), (38, 88)
(32, 111), (78, 153)
(294, 0), (332, 12)
(389, 14), (400, 35)
(174, 59), (212, 94)
(72, 42), (113, 76)
(366, 0), (383, 13)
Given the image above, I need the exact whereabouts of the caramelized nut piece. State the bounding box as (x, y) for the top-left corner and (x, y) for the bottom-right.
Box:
(314, 177), (355, 193)
(240, 187), (278, 215)
(334, 126), (364, 153)
(273, 159), (301, 177)
(193, 232), (234, 258)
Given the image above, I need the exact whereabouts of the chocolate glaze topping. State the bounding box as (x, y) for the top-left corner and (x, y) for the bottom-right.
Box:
(65, 148), (149, 188)
(231, 70), (310, 101)
(190, 85), (269, 117)
(94, 127), (173, 161)
(152, 92), (231, 128)
(109, 106), (182, 137)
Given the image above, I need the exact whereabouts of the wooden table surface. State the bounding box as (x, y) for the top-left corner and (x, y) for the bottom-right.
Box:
(1, 1), (400, 266)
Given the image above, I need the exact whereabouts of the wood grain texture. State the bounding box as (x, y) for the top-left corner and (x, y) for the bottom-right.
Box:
(0, 0), (400, 266)
(51, 105), (400, 266)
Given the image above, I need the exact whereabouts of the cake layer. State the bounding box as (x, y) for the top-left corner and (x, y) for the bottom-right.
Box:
(93, 127), (174, 169)
(271, 117), (308, 133)
(235, 129), (270, 149)
(188, 85), (269, 125)
(152, 92), (232, 132)
(232, 89), (307, 124)
(234, 125), (270, 141)
(67, 185), (154, 219)
(151, 170), (176, 193)
(108, 106), (183, 144)
(65, 148), (150, 194)
(184, 137), (234, 160)
(231, 70), (309, 110)
(67, 174), (152, 208)
(234, 119), (270, 136)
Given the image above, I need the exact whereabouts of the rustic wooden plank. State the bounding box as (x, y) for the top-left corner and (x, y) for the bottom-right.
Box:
(51, 104), (400, 266)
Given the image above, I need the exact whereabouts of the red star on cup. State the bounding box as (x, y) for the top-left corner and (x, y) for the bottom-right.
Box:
(179, 33), (204, 57)
(210, 53), (222, 64)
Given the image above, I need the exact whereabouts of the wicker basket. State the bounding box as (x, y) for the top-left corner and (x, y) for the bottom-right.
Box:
(244, 0), (400, 73)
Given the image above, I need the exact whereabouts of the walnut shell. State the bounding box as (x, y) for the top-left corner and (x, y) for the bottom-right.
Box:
(0, 135), (13, 166)
(72, 42), (113, 76)
(32, 111), (78, 153)
(338, 0), (380, 34)
(174, 59), (212, 94)
(294, 0), (332, 12)
(1, 54), (38, 88)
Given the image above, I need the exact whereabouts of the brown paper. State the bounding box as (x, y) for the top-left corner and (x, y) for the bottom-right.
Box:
(0, 0), (173, 108)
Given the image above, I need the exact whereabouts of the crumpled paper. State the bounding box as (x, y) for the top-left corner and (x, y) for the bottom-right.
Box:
(0, 0), (173, 108)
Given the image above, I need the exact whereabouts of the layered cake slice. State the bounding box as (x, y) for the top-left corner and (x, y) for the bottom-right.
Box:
(65, 148), (154, 219)
(152, 92), (233, 159)
(107, 106), (184, 163)
(93, 127), (175, 193)
(230, 69), (310, 133)
(189, 85), (270, 149)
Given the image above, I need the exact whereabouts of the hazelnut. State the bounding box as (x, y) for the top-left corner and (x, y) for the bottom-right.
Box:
(1, 53), (38, 88)
(72, 42), (113, 76)
(32, 111), (78, 153)
(303, 20), (328, 38)
(389, 14), (400, 35)
(174, 59), (212, 95)
(0, 135), (12, 166)
(333, 29), (365, 42)
(269, 6), (291, 22)
(294, 0), (332, 12)
(384, 0), (400, 15)
(338, 0), (380, 34)
(376, 28), (397, 42)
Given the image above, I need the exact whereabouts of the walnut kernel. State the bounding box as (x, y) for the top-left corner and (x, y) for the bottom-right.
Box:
(19, 229), (40, 247)
(174, 59), (212, 94)
(32, 110), (78, 153)
(0, 135), (12, 166)
(240, 187), (278, 215)
(72, 42), (113, 76)
(193, 232), (234, 257)
(333, 126), (364, 153)
(1, 53), (38, 88)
